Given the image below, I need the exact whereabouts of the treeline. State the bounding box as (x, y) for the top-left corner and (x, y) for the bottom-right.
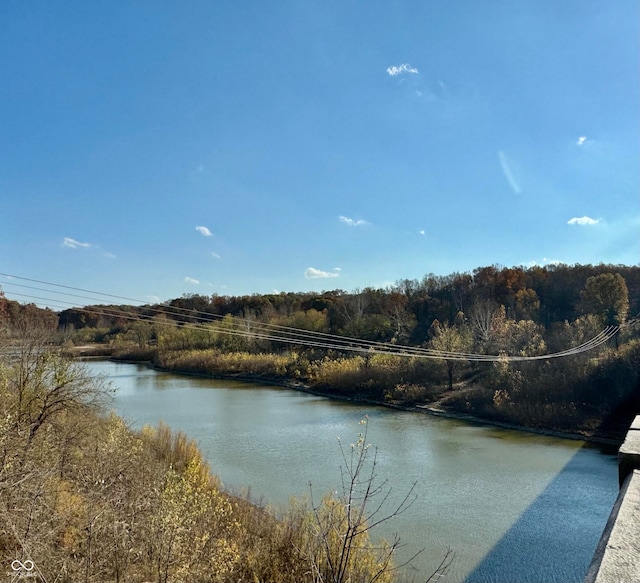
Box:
(56, 262), (640, 344)
(0, 322), (420, 583)
(3, 263), (640, 438)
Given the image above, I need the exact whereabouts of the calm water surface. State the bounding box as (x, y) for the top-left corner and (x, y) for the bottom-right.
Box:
(89, 360), (619, 583)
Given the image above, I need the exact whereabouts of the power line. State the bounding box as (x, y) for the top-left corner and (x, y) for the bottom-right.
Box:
(1, 275), (624, 362)
(0, 273), (625, 362)
(0, 272), (146, 305)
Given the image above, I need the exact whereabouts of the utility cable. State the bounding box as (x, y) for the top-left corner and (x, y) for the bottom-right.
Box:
(0, 273), (627, 362)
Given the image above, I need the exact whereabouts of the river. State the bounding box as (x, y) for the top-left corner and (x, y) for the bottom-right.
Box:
(88, 359), (619, 583)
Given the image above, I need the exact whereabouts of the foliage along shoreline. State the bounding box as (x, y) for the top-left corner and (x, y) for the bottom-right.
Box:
(2, 262), (639, 581)
(5, 262), (640, 443)
(1, 328), (421, 582)
(96, 348), (622, 447)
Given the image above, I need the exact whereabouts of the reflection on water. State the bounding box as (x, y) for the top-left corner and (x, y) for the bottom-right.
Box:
(88, 360), (618, 583)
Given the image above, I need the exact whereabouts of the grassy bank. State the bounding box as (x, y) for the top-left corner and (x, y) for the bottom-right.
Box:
(3, 337), (421, 583)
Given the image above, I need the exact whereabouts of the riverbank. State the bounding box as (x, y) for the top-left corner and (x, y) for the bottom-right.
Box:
(69, 344), (624, 447)
(196, 368), (622, 446)
(279, 381), (622, 446)
(99, 356), (623, 583)
(6, 340), (412, 583)
(74, 342), (625, 447)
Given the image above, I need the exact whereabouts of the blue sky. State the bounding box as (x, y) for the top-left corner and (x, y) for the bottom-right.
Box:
(1, 1), (638, 306)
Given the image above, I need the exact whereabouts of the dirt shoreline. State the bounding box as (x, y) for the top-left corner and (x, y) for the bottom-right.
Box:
(240, 375), (622, 447)
(97, 353), (622, 448)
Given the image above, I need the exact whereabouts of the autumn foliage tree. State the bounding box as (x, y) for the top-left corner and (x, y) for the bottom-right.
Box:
(3, 321), (430, 582)
(427, 314), (473, 390)
(5, 262), (640, 441)
(581, 272), (629, 327)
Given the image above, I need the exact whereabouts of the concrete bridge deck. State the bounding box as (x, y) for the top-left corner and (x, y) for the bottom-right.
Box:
(584, 416), (640, 583)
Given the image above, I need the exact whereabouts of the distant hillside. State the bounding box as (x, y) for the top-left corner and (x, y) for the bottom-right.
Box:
(8, 262), (628, 441)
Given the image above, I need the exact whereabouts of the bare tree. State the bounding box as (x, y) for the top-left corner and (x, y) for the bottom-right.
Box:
(468, 300), (499, 346)
(307, 417), (450, 583)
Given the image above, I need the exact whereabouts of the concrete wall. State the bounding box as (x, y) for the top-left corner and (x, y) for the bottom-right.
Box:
(584, 416), (640, 583)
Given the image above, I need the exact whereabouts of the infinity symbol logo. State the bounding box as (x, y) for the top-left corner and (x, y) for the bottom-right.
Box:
(11, 560), (34, 572)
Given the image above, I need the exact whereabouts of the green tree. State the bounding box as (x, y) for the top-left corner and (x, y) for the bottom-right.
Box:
(274, 308), (329, 333)
(341, 314), (394, 342)
(489, 307), (546, 357)
(428, 315), (473, 390)
(581, 272), (630, 327)
(382, 292), (416, 343)
(514, 288), (540, 321)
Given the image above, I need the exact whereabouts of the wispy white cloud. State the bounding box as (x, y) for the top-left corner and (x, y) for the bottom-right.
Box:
(305, 267), (340, 279)
(211, 251), (221, 259)
(386, 63), (419, 76)
(195, 226), (213, 237)
(498, 151), (521, 194)
(62, 237), (91, 249)
(185, 277), (200, 284)
(568, 216), (599, 226)
(147, 295), (161, 303)
(62, 236), (116, 259)
(339, 215), (368, 227)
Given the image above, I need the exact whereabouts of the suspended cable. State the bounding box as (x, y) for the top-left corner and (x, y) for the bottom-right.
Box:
(0, 273), (626, 362)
